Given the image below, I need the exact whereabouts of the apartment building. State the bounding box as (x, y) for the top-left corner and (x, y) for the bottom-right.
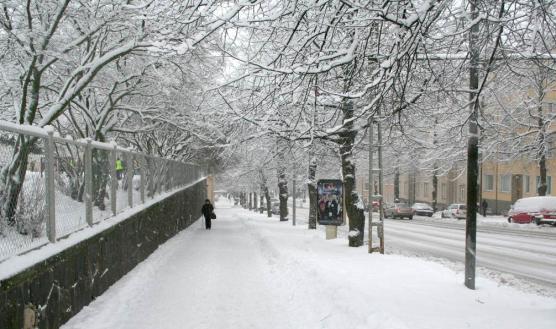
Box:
(354, 169), (461, 209)
(355, 156), (555, 215)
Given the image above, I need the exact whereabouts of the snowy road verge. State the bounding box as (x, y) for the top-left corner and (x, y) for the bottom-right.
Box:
(290, 206), (556, 294)
(61, 202), (555, 329)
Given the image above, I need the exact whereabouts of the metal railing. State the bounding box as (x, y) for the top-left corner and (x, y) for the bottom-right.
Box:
(0, 121), (203, 262)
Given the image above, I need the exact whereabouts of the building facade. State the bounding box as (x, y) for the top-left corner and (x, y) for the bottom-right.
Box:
(356, 157), (555, 215)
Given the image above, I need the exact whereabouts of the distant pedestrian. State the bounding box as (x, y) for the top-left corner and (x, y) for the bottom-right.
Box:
(201, 199), (214, 230)
(115, 157), (125, 180)
(481, 199), (488, 217)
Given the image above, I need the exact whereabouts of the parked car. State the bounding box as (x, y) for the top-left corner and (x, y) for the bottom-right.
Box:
(384, 203), (414, 219)
(411, 203), (434, 217)
(271, 201), (281, 215)
(441, 204), (466, 219)
(507, 196), (556, 225)
(365, 200), (381, 211)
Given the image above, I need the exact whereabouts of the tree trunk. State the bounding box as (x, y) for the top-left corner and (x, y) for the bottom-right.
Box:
(277, 165), (288, 221)
(537, 104), (548, 196)
(339, 100), (365, 247)
(394, 168), (400, 201)
(265, 189), (272, 217)
(307, 155), (317, 229)
(259, 170), (272, 217)
(432, 171), (438, 212)
(253, 192), (258, 211)
(0, 135), (35, 224)
(259, 193), (264, 214)
(92, 148), (109, 210)
(538, 154), (547, 196)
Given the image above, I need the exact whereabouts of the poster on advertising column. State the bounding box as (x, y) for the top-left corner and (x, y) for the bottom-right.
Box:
(317, 179), (344, 225)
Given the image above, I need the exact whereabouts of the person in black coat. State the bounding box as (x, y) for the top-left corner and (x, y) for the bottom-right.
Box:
(201, 199), (214, 230)
(481, 199), (488, 217)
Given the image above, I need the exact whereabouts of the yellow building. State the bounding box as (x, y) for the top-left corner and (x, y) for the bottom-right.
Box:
(355, 157), (555, 215)
(356, 169), (466, 209)
(481, 158), (555, 214)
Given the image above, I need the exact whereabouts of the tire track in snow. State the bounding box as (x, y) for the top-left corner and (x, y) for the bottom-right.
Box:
(385, 221), (556, 289)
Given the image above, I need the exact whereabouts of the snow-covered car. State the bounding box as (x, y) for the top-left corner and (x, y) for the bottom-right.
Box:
(507, 196), (556, 225)
(384, 203), (414, 219)
(441, 204), (466, 219)
(411, 203), (434, 217)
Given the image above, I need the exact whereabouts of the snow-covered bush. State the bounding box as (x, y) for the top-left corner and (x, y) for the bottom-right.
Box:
(55, 171), (72, 199)
(15, 173), (46, 238)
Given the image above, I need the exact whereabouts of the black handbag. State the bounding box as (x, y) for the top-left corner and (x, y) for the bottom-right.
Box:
(210, 212), (216, 219)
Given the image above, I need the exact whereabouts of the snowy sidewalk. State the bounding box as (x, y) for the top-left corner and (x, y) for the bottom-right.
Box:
(62, 200), (556, 329)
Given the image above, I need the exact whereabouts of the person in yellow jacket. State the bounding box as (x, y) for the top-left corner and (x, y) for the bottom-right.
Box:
(115, 158), (125, 180)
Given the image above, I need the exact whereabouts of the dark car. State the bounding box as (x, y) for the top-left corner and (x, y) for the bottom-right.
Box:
(384, 203), (414, 219)
(508, 196), (556, 225)
(411, 203), (434, 217)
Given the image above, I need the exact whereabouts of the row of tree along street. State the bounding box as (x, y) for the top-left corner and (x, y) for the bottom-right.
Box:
(1, 1), (554, 256)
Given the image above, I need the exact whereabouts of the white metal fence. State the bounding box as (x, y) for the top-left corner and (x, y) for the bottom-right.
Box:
(0, 121), (203, 262)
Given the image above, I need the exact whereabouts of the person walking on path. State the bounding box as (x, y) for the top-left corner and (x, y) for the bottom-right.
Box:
(201, 199), (214, 230)
(481, 199), (488, 217)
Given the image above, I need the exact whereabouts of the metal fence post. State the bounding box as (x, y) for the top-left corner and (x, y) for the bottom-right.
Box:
(84, 140), (93, 226)
(127, 152), (133, 208)
(110, 145), (117, 215)
(148, 157), (154, 198)
(45, 131), (56, 243)
(165, 160), (170, 192)
(140, 155), (146, 204)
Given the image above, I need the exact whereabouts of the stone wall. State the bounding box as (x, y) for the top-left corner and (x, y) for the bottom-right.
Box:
(0, 180), (206, 329)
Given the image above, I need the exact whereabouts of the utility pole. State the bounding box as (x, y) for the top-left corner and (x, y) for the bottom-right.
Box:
(465, 0), (480, 290)
(368, 115), (384, 254)
(368, 117), (373, 251)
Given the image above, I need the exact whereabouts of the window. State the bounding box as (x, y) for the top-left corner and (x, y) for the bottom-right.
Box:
(500, 175), (511, 193)
(524, 175), (530, 193)
(459, 185), (465, 202)
(484, 174), (494, 191)
(424, 182), (429, 197)
(536, 176), (552, 195)
(441, 183), (447, 200)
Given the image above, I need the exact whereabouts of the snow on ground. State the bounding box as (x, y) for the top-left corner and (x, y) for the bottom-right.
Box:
(288, 205), (556, 295)
(61, 198), (556, 329)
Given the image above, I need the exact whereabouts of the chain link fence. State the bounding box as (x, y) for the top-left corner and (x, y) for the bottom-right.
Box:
(0, 121), (203, 261)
